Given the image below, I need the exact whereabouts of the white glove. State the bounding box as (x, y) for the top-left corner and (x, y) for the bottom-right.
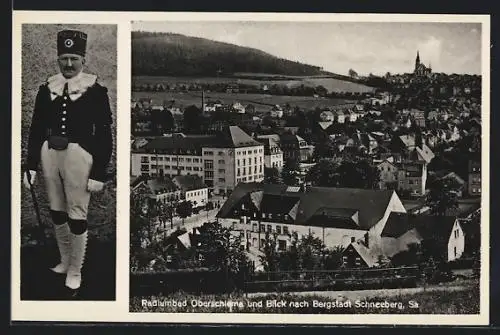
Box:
(87, 179), (104, 192)
(23, 170), (37, 189)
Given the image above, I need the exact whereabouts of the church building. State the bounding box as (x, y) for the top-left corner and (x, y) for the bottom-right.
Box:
(414, 51), (432, 77)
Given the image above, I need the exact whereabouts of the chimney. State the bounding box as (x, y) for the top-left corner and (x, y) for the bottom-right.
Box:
(364, 232), (369, 248)
(201, 90), (205, 113)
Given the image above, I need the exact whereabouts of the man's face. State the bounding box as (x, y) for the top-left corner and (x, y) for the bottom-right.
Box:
(58, 54), (85, 79)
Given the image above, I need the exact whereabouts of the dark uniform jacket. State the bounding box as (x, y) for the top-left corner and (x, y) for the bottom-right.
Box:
(26, 74), (113, 182)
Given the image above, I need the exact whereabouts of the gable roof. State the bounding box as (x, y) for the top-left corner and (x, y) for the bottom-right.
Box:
(382, 212), (458, 240)
(344, 242), (378, 267)
(217, 183), (399, 230)
(172, 175), (206, 192)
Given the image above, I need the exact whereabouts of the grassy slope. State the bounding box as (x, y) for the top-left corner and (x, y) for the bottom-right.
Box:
(132, 91), (355, 112)
(20, 24), (117, 244)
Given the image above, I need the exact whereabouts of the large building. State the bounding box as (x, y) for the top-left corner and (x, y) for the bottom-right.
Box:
(257, 136), (284, 171)
(131, 126), (264, 195)
(468, 158), (481, 197)
(216, 183), (406, 251)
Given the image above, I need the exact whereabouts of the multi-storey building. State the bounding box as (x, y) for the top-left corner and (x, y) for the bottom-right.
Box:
(131, 126), (264, 196)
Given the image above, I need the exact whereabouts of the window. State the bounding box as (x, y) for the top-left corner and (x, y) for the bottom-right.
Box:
(140, 164), (149, 171)
(237, 168), (241, 176)
(454, 246), (457, 257)
(165, 157), (170, 161)
(179, 166), (184, 170)
(254, 157), (257, 164)
(276, 225), (282, 234)
(186, 158), (192, 162)
(218, 178), (225, 182)
(248, 167), (251, 174)
(259, 224), (265, 232)
(254, 149), (257, 154)
(141, 156), (149, 163)
(283, 226), (289, 234)
(205, 171), (214, 179)
(254, 166), (257, 173)
(151, 156), (157, 161)
(171, 157), (177, 161)
(267, 225), (272, 232)
(355, 257), (361, 266)
(278, 240), (286, 251)
(165, 165), (171, 169)
(248, 158), (251, 165)
(205, 151), (214, 156)
(157, 157), (163, 161)
(204, 160), (214, 169)
(193, 167), (199, 171)
(252, 224), (257, 232)
(218, 160), (225, 164)
(237, 159), (240, 166)
(178, 157), (184, 162)
(193, 158), (199, 163)
(218, 151), (224, 156)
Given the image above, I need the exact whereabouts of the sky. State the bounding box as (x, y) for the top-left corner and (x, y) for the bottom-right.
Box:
(132, 21), (482, 76)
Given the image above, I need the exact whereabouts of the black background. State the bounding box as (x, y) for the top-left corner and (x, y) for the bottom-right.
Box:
(6, 0), (498, 333)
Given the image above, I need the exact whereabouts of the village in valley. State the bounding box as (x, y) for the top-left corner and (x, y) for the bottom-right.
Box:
(129, 26), (482, 314)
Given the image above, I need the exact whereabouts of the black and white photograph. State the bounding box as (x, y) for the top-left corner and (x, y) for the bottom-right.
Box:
(19, 23), (117, 301)
(129, 20), (487, 316)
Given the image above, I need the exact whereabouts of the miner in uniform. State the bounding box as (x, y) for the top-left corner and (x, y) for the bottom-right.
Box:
(23, 29), (113, 296)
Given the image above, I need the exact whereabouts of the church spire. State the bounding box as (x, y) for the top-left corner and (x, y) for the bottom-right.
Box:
(416, 50), (420, 64)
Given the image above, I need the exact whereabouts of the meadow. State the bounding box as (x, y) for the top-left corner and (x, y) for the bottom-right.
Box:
(132, 90), (356, 113)
(134, 75), (376, 94)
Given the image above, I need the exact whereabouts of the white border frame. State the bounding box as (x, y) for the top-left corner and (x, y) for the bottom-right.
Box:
(11, 11), (490, 325)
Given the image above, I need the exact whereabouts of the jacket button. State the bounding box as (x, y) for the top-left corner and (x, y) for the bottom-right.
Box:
(62, 131), (66, 135)
(63, 111), (67, 114)
(62, 117), (66, 121)
(62, 103), (66, 107)
(61, 125), (66, 129)
(64, 96), (68, 100)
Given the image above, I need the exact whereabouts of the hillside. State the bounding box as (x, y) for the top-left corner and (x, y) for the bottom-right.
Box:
(20, 24), (117, 245)
(132, 31), (330, 77)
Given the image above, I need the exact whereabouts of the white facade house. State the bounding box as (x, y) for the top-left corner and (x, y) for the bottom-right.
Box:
(216, 183), (407, 251)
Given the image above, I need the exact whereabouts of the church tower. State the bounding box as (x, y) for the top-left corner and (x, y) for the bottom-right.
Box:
(415, 51), (420, 72)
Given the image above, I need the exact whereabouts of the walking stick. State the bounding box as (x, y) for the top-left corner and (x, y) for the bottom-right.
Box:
(25, 170), (46, 246)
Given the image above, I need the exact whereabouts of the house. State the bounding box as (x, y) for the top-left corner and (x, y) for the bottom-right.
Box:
(172, 175), (208, 208)
(280, 133), (314, 163)
(257, 136), (284, 171)
(136, 177), (182, 203)
(232, 102), (246, 114)
(381, 213), (465, 263)
(346, 110), (358, 122)
(396, 161), (427, 196)
(216, 183), (407, 251)
(335, 111), (346, 123)
(377, 160), (399, 190)
(437, 172), (466, 197)
(319, 110), (334, 122)
(468, 159), (481, 197)
(270, 105), (284, 118)
(350, 131), (378, 154)
(341, 238), (379, 268)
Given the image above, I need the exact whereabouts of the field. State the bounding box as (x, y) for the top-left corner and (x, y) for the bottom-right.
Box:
(132, 90), (356, 113)
(20, 24), (117, 245)
(130, 279), (479, 314)
(134, 75), (376, 94)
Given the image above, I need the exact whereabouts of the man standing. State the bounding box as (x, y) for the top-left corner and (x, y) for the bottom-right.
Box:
(23, 29), (113, 297)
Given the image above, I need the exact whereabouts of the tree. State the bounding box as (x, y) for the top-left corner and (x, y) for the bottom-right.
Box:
(281, 157), (300, 186)
(176, 200), (193, 224)
(197, 222), (252, 289)
(426, 178), (459, 216)
(264, 167), (282, 184)
(259, 232), (280, 272)
(305, 159), (340, 187)
(313, 137), (338, 160)
(297, 233), (325, 271)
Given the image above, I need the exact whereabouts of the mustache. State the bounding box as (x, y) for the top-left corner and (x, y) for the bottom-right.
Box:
(63, 67), (75, 71)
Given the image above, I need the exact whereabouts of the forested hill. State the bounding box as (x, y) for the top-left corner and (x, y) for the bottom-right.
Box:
(132, 31), (330, 77)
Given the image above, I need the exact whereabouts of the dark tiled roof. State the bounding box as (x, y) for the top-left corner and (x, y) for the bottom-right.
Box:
(382, 212), (457, 240)
(217, 183), (397, 230)
(173, 175), (206, 192)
